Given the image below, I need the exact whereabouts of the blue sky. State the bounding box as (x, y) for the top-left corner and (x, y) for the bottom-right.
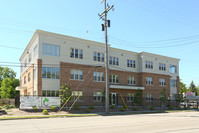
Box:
(0, 0), (199, 87)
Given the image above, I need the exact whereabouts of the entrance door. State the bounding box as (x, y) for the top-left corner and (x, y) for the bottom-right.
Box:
(111, 93), (117, 106)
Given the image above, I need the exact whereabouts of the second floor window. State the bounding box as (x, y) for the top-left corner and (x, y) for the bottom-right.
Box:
(93, 72), (104, 82)
(159, 78), (166, 86)
(159, 63), (166, 71)
(169, 65), (177, 73)
(145, 61), (153, 69)
(42, 43), (60, 57)
(70, 48), (83, 59)
(110, 74), (119, 83)
(28, 72), (31, 82)
(127, 60), (136, 68)
(109, 56), (119, 66)
(128, 76), (136, 85)
(70, 69), (83, 80)
(42, 67), (60, 79)
(146, 77), (153, 85)
(93, 52), (104, 62)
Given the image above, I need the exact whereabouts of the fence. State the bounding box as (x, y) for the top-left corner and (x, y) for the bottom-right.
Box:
(0, 99), (15, 105)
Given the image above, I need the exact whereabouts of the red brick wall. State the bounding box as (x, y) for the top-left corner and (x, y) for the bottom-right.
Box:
(37, 59), (42, 96)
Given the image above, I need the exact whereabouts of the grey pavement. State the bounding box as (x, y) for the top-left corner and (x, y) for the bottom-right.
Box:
(1, 111), (199, 133)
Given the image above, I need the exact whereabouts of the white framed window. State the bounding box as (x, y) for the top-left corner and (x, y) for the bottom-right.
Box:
(159, 63), (166, 71)
(28, 72), (31, 82)
(127, 93), (134, 102)
(169, 65), (177, 73)
(128, 76), (136, 85)
(145, 61), (153, 69)
(93, 92), (103, 102)
(159, 78), (166, 86)
(70, 48), (83, 59)
(33, 68), (37, 80)
(28, 52), (31, 63)
(70, 69), (83, 80)
(146, 77), (153, 85)
(109, 74), (119, 83)
(42, 67), (60, 79)
(42, 43), (60, 57)
(93, 52), (104, 62)
(24, 76), (26, 85)
(33, 45), (38, 57)
(72, 91), (83, 101)
(127, 59), (136, 68)
(93, 72), (104, 82)
(170, 79), (177, 87)
(146, 93), (153, 102)
(42, 90), (59, 97)
(109, 56), (119, 66)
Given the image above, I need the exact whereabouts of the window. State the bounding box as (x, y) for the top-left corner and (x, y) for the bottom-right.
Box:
(146, 93), (153, 102)
(170, 79), (177, 87)
(28, 53), (31, 63)
(127, 93), (134, 102)
(146, 77), (153, 85)
(42, 67), (60, 79)
(145, 61), (153, 69)
(24, 76), (26, 84)
(159, 78), (166, 86)
(42, 90), (60, 97)
(169, 65), (177, 73)
(24, 59), (27, 67)
(70, 70), (83, 80)
(93, 52), (104, 62)
(109, 56), (119, 66)
(93, 92), (102, 102)
(128, 77), (136, 85)
(34, 68), (36, 80)
(93, 72), (104, 82)
(28, 72), (31, 82)
(127, 60), (136, 68)
(34, 45), (38, 57)
(70, 48), (83, 59)
(71, 91), (83, 101)
(42, 43), (60, 57)
(159, 63), (166, 71)
(110, 74), (119, 83)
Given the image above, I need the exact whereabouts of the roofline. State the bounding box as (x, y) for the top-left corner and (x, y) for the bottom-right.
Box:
(140, 52), (180, 61)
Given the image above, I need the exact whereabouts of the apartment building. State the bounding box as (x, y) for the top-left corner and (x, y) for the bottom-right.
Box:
(16, 30), (180, 106)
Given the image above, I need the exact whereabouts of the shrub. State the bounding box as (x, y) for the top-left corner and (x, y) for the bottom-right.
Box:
(111, 105), (115, 109)
(132, 107), (138, 111)
(85, 108), (90, 113)
(89, 105), (95, 110)
(168, 106), (173, 110)
(177, 106), (182, 110)
(142, 105), (146, 109)
(51, 106), (56, 112)
(74, 105), (80, 110)
(42, 109), (48, 115)
(150, 106), (154, 111)
(32, 106), (38, 111)
(120, 107), (125, 112)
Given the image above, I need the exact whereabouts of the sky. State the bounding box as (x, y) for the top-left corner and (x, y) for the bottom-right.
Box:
(0, 0), (199, 87)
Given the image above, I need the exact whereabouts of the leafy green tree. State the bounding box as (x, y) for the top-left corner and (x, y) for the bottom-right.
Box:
(159, 88), (167, 103)
(0, 67), (16, 85)
(59, 85), (72, 105)
(177, 80), (187, 102)
(134, 89), (142, 105)
(0, 78), (13, 98)
(189, 81), (197, 96)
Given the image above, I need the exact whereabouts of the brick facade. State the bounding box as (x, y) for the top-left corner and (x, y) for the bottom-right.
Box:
(37, 59), (42, 96)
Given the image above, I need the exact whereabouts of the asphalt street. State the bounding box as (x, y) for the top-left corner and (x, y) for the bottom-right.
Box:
(1, 111), (199, 133)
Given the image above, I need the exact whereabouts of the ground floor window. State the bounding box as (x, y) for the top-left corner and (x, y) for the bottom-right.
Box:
(127, 93), (134, 102)
(146, 93), (153, 102)
(42, 90), (60, 97)
(71, 91), (83, 101)
(93, 92), (103, 102)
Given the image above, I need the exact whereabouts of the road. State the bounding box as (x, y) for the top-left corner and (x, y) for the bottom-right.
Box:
(1, 111), (199, 133)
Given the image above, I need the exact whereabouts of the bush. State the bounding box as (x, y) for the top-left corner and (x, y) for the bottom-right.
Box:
(177, 106), (182, 110)
(168, 106), (173, 110)
(42, 109), (48, 115)
(132, 107), (138, 111)
(85, 108), (90, 113)
(111, 105), (115, 109)
(150, 106), (154, 111)
(142, 105), (146, 109)
(51, 106), (56, 112)
(32, 106), (38, 111)
(89, 105), (95, 110)
(120, 107), (125, 112)
(74, 105), (80, 110)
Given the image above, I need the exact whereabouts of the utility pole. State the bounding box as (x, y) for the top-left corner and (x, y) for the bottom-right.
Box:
(98, 0), (114, 113)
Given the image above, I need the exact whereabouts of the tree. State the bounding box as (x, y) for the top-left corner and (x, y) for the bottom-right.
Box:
(134, 89), (142, 105)
(177, 80), (187, 102)
(59, 85), (72, 106)
(159, 88), (167, 103)
(189, 81), (197, 96)
(0, 67), (19, 98)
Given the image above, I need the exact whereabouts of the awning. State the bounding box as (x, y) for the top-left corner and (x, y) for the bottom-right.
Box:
(16, 86), (27, 91)
(109, 85), (144, 90)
